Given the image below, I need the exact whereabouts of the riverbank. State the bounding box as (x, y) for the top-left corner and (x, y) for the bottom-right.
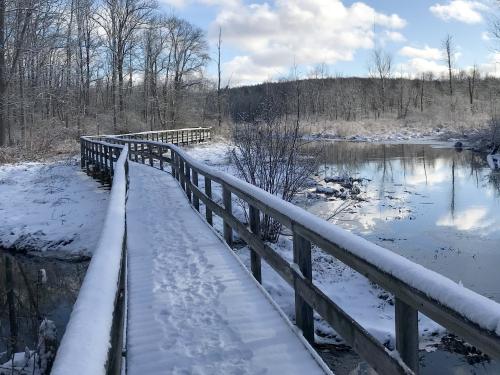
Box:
(0, 158), (109, 259)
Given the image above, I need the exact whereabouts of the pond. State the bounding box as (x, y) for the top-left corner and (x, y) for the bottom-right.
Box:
(304, 141), (500, 373)
(306, 141), (500, 300)
(0, 250), (88, 365)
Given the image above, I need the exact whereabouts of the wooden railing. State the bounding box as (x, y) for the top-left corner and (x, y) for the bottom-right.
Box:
(81, 127), (211, 181)
(53, 144), (128, 375)
(76, 129), (500, 375)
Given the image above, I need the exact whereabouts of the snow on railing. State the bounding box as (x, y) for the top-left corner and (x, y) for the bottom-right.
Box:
(52, 145), (129, 375)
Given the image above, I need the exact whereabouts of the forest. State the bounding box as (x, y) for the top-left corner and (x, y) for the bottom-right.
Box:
(0, 0), (499, 161)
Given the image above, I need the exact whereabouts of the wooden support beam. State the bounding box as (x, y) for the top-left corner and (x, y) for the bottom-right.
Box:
(249, 205), (262, 283)
(293, 232), (314, 344)
(223, 185), (232, 246)
(185, 163), (192, 202)
(192, 170), (199, 211)
(396, 298), (419, 374)
(205, 177), (213, 225)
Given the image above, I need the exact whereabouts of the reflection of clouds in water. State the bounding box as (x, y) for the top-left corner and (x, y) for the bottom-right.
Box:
(355, 207), (411, 232)
(405, 159), (450, 186)
(436, 207), (495, 232)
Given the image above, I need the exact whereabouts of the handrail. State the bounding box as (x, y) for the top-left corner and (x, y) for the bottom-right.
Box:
(52, 145), (129, 375)
(76, 129), (500, 375)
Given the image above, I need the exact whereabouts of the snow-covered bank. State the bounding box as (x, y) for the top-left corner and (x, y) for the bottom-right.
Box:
(0, 158), (109, 259)
(184, 142), (446, 349)
(301, 117), (496, 149)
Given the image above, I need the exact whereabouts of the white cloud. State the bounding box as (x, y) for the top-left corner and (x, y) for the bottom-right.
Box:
(481, 31), (491, 40)
(383, 30), (406, 43)
(479, 52), (500, 77)
(213, 0), (406, 85)
(160, 0), (187, 7)
(399, 45), (443, 60)
(429, 0), (488, 24)
(437, 207), (494, 231)
(222, 55), (287, 85)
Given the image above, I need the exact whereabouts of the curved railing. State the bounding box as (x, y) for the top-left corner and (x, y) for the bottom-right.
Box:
(58, 128), (500, 375)
(52, 143), (128, 375)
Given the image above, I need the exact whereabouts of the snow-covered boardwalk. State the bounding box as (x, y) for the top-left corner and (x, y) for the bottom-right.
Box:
(126, 162), (329, 374)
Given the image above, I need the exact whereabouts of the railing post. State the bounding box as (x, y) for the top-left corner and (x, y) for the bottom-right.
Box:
(192, 170), (199, 211)
(293, 232), (314, 344)
(249, 205), (262, 283)
(222, 185), (232, 246)
(159, 146), (164, 170)
(205, 177), (213, 225)
(171, 151), (177, 179)
(80, 141), (85, 169)
(109, 147), (114, 178)
(179, 158), (185, 190)
(148, 144), (153, 166)
(134, 143), (138, 162)
(104, 145), (109, 178)
(395, 298), (419, 373)
(185, 163), (192, 202)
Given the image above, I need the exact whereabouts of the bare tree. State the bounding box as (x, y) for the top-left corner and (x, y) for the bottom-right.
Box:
(217, 26), (222, 127)
(231, 93), (318, 242)
(442, 34), (455, 96)
(467, 64), (478, 107)
(166, 16), (209, 127)
(368, 48), (392, 115)
(94, 0), (154, 130)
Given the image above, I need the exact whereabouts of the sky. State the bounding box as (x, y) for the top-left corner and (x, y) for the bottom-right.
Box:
(158, 0), (500, 86)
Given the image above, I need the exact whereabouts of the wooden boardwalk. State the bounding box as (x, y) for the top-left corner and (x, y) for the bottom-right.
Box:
(125, 162), (329, 374)
(53, 128), (500, 375)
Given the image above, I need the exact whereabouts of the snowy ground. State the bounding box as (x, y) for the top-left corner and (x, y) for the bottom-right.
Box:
(0, 158), (109, 259)
(184, 141), (445, 350)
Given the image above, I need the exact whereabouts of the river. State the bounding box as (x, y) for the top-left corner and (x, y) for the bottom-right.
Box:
(0, 250), (88, 365)
(306, 141), (500, 374)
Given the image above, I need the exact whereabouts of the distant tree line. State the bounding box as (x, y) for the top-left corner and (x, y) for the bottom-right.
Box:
(227, 70), (500, 129)
(1, 0), (500, 152)
(0, 0), (215, 149)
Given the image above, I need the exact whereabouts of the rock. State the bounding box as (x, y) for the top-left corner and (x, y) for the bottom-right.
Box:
(316, 186), (336, 195)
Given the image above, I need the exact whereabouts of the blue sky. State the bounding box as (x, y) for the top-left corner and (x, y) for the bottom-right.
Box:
(159, 0), (499, 85)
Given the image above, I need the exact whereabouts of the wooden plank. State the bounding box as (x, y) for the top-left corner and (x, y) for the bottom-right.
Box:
(396, 298), (419, 373)
(293, 232), (314, 344)
(249, 205), (262, 283)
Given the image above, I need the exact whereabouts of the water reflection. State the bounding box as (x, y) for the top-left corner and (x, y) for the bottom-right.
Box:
(308, 141), (500, 374)
(0, 251), (87, 363)
(307, 141), (500, 300)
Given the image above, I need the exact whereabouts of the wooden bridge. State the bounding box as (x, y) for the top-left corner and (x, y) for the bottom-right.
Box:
(51, 127), (500, 375)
